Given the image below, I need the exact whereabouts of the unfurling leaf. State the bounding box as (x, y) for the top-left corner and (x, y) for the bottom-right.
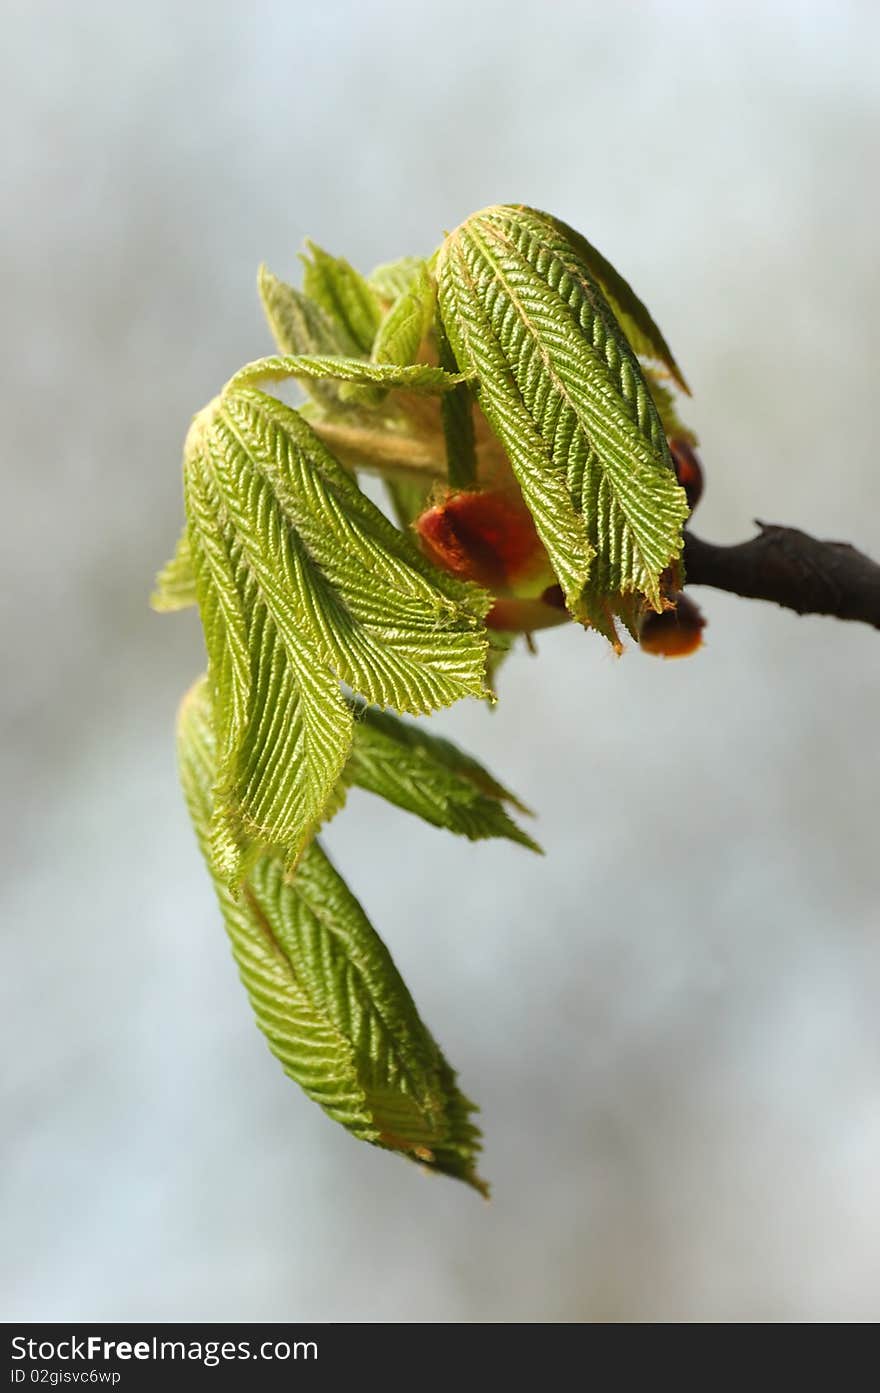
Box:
(178, 677), (487, 1194)
(258, 265), (355, 408)
(300, 240), (382, 355)
(368, 255), (427, 303)
(157, 202), (703, 1189)
(371, 260), (435, 368)
(184, 387), (489, 884)
(258, 265), (353, 358)
(229, 353), (468, 398)
(151, 527), (196, 611)
(345, 700), (541, 850)
(641, 364), (698, 448)
(436, 204), (690, 644)
(546, 213), (690, 394)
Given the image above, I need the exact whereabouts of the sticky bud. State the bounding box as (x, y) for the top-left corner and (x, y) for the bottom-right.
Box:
(415, 490), (567, 633)
(416, 489), (555, 594)
(638, 592), (706, 658)
(668, 438), (704, 512)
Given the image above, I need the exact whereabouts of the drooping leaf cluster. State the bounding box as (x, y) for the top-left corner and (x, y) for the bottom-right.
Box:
(154, 205), (695, 1187)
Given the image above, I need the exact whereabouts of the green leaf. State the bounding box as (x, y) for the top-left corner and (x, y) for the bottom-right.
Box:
(229, 354), (469, 397)
(436, 205), (689, 639)
(258, 265), (356, 409)
(641, 364), (698, 446)
(258, 264), (352, 357)
(300, 240), (382, 355)
(345, 700), (540, 851)
(545, 211), (690, 394)
(371, 260), (435, 368)
(177, 676), (487, 1194)
(368, 255), (426, 303)
(484, 628), (518, 690)
(151, 527), (197, 611)
(184, 408), (348, 884)
(436, 221), (594, 617)
(184, 389), (489, 882)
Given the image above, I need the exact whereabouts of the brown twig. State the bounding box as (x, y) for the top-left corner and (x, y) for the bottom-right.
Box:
(683, 523), (880, 630)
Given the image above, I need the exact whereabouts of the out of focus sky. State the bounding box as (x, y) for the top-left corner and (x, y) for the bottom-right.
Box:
(3, 0), (880, 1322)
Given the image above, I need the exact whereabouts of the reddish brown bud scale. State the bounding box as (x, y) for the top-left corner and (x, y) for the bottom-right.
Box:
(638, 591), (706, 658)
(668, 438), (704, 512)
(415, 489), (553, 594)
(416, 490), (569, 634)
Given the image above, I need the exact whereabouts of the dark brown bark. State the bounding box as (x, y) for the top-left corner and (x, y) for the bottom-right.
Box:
(683, 523), (880, 631)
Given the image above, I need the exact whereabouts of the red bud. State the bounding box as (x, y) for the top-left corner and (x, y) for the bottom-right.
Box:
(638, 591), (706, 658)
(415, 490), (554, 595)
(668, 438), (704, 512)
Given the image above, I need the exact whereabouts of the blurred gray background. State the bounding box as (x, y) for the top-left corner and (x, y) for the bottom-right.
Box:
(3, 0), (879, 1322)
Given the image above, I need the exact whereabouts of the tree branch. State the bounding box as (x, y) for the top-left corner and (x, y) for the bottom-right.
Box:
(683, 523), (880, 630)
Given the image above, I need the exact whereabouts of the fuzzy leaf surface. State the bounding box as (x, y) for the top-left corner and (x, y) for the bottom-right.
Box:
(545, 212), (690, 393)
(368, 256), (426, 303)
(258, 265), (355, 408)
(230, 354), (468, 398)
(436, 204), (689, 634)
(300, 241), (382, 355)
(345, 701), (540, 850)
(184, 389), (489, 881)
(641, 364), (698, 446)
(178, 677), (487, 1193)
(372, 260), (435, 368)
(151, 528), (197, 611)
